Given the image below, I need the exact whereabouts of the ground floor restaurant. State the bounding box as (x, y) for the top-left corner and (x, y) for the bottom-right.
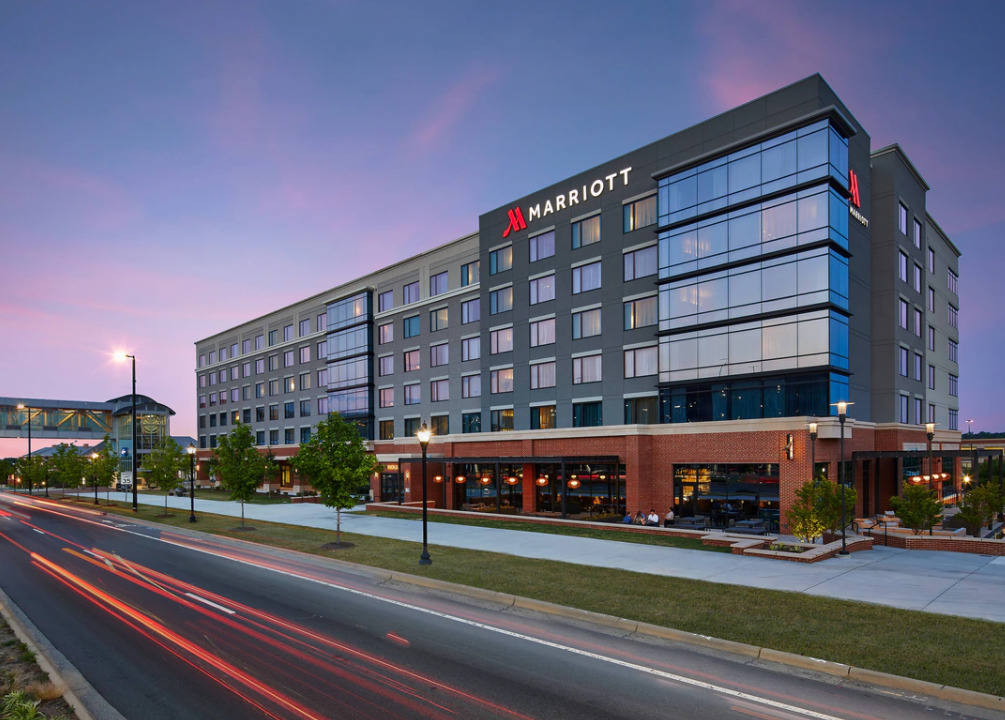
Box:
(371, 419), (967, 535)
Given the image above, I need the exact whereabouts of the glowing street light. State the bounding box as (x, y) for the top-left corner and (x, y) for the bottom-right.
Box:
(115, 352), (138, 512)
(416, 422), (432, 566)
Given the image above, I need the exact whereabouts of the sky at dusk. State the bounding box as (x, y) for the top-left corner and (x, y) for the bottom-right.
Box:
(2, 0), (1004, 456)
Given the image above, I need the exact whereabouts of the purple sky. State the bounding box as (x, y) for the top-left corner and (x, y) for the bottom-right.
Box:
(3, 0), (1003, 456)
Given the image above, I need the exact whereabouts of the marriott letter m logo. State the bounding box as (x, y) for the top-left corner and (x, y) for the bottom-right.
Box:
(502, 207), (527, 238)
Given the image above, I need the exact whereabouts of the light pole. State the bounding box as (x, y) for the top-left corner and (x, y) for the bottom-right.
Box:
(926, 421), (936, 534)
(808, 421), (818, 482)
(91, 452), (99, 505)
(966, 418), (975, 488)
(416, 422), (432, 566)
(16, 404), (32, 495)
(187, 444), (197, 523)
(837, 401), (849, 556)
(116, 352), (138, 512)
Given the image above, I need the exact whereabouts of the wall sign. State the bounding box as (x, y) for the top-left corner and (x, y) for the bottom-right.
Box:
(502, 167), (632, 237)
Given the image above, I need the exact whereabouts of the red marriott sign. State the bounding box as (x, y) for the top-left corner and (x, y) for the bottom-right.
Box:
(502, 167), (632, 237)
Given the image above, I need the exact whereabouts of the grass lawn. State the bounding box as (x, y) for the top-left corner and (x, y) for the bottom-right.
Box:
(90, 499), (1004, 698)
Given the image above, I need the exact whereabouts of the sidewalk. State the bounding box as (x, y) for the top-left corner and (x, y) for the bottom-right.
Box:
(132, 492), (1005, 624)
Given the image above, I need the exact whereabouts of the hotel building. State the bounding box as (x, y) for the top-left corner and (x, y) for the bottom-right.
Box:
(194, 75), (961, 529)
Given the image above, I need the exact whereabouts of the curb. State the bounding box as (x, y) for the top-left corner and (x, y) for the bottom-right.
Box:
(0, 587), (127, 720)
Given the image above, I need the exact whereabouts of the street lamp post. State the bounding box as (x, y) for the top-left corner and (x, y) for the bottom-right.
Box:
(16, 404), (32, 495)
(416, 422), (432, 566)
(187, 444), (197, 523)
(115, 352), (139, 512)
(91, 452), (99, 505)
(808, 421), (818, 482)
(926, 422), (936, 535)
(967, 418), (975, 488)
(837, 401), (849, 556)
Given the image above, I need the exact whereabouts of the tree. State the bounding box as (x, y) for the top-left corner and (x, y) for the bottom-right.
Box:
(815, 479), (858, 541)
(891, 484), (943, 535)
(14, 455), (46, 494)
(49, 443), (87, 494)
(143, 437), (186, 514)
(90, 436), (119, 503)
(955, 483), (998, 537)
(786, 480), (828, 543)
(291, 413), (380, 546)
(215, 423), (267, 529)
(0, 458), (16, 485)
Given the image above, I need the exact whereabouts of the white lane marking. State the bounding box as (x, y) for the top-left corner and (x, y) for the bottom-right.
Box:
(184, 592), (237, 615)
(33, 529), (45, 535)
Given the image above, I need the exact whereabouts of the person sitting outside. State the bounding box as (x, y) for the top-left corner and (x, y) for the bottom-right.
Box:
(622, 511), (634, 524)
(632, 510), (645, 525)
(646, 509), (660, 526)
(663, 507), (675, 527)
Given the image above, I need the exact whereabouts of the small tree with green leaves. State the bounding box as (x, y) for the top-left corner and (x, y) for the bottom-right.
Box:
(786, 479), (828, 543)
(14, 455), (46, 494)
(0, 458), (16, 485)
(291, 413), (380, 546)
(815, 479), (858, 541)
(143, 438), (186, 514)
(215, 423), (267, 528)
(90, 436), (119, 503)
(891, 484), (943, 535)
(49, 443), (87, 494)
(955, 482), (998, 537)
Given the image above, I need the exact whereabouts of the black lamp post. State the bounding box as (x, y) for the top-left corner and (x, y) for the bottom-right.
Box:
(17, 404), (33, 495)
(91, 452), (99, 505)
(808, 421), (818, 482)
(416, 422), (432, 566)
(116, 352), (139, 512)
(187, 444), (197, 523)
(837, 401), (849, 556)
(926, 421), (936, 534)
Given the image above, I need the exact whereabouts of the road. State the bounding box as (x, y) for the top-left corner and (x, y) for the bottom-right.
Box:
(0, 492), (998, 720)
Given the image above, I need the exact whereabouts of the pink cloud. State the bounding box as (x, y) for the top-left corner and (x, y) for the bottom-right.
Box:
(406, 67), (500, 156)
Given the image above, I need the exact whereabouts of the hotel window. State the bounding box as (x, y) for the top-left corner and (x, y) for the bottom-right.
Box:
(255, 406), (265, 422)
(914, 308), (922, 337)
(199, 354), (206, 368)
(242, 385), (251, 401)
(242, 339), (251, 354)
(462, 336), (480, 361)
(572, 261), (602, 293)
(898, 203), (908, 235)
(285, 402), (295, 419)
(928, 364), (936, 390)
(255, 382), (264, 398)
(530, 361), (556, 389)
(269, 404), (279, 421)
(430, 415), (449, 436)
(624, 195), (656, 232)
(268, 355), (278, 371)
(490, 286), (513, 314)
(898, 347), (908, 377)
(625, 396), (659, 424)
(949, 408), (959, 431)
(573, 354), (602, 384)
(430, 271), (448, 297)
(928, 247), (935, 273)
(928, 326), (935, 351)
(231, 343), (238, 358)
(209, 414), (217, 427)
(573, 401), (602, 427)
(928, 403), (935, 423)
(231, 388), (240, 402)
(490, 327), (513, 354)
(572, 307), (602, 339)
(378, 290), (394, 312)
(199, 375), (206, 388)
(527, 404), (553, 430)
(624, 346), (658, 378)
(281, 428), (292, 444)
(948, 304), (958, 329)
(403, 281), (420, 304)
(404, 384), (421, 405)
(898, 252), (908, 282)
(199, 395), (207, 409)
(299, 319), (310, 337)
(429, 307), (448, 332)
(898, 299), (908, 329)
(220, 347), (228, 362)
(948, 269), (958, 296)
(269, 379), (280, 396)
(913, 264), (922, 293)
(318, 397), (330, 415)
(530, 318), (555, 347)
(927, 287), (935, 312)
(403, 315), (420, 338)
(913, 397), (922, 425)
(948, 373), (959, 397)
(460, 261), (480, 287)
(379, 420), (394, 440)
(913, 219), (922, 248)
(300, 346), (311, 363)
(284, 350), (295, 367)
(242, 362), (251, 378)
(913, 353), (922, 382)
(899, 395), (909, 424)
(317, 340), (327, 359)
(317, 368), (328, 387)
(462, 413), (481, 433)
(241, 408), (251, 424)
(379, 388), (394, 408)
(379, 355), (394, 376)
(283, 324), (293, 342)
(404, 350), (421, 372)
(317, 313), (327, 333)
(299, 372), (311, 390)
(624, 296), (657, 330)
(529, 230), (555, 262)
(209, 350), (217, 364)
(378, 322), (393, 345)
(624, 245), (658, 281)
(250, 431), (261, 446)
(948, 338), (958, 363)
(461, 298), (480, 324)
(430, 343), (449, 367)
(490, 368), (514, 394)
(269, 430), (279, 445)
(431, 379), (449, 402)
(404, 417), (421, 436)
(572, 215), (601, 249)
(285, 376), (296, 393)
(298, 427), (310, 443)
(462, 374), (481, 398)
(491, 409), (514, 432)
(256, 334), (264, 350)
(489, 245), (513, 275)
(529, 274), (555, 304)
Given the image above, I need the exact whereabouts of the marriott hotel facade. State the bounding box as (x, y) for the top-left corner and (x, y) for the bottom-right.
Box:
(194, 75), (961, 529)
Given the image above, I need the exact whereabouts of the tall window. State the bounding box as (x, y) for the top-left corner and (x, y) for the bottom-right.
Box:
(462, 413), (482, 433)
(404, 384), (420, 405)
(490, 409), (513, 432)
(948, 338), (958, 363)
(461, 298), (480, 324)
(928, 364), (935, 390)
(948, 304), (958, 329)
(242, 339), (251, 354)
(899, 347), (908, 377)
(572, 215), (601, 249)
(403, 315), (420, 338)
(430, 343), (449, 367)
(256, 334), (264, 350)
(268, 330), (277, 346)
(573, 354), (602, 384)
(530, 318), (555, 347)
(531, 405), (556, 430)
(299, 319), (310, 337)
(947, 269), (958, 296)
(913, 219), (922, 248)
(404, 350), (420, 372)
(624, 346), (658, 378)
(403, 281), (420, 304)
(899, 299), (908, 330)
(529, 230), (555, 262)
(379, 420), (394, 440)
(378, 290), (394, 312)
(948, 373), (958, 397)
(430, 307), (448, 331)
(317, 313), (327, 332)
(431, 379), (449, 402)
(913, 264), (922, 293)
(624, 296), (657, 330)
(379, 388), (394, 408)
(898, 251), (908, 282)
(462, 336), (480, 361)
(899, 395), (909, 424)
(529, 274), (555, 304)
(490, 286), (513, 314)
(490, 368), (514, 393)
(928, 247), (935, 273)
(429, 271), (448, 297)
(378, 355), (394, 376)
(489, 245), (513, 274)
(898, 203), (908, 235)
(572, 308), (602, 339)
(379, 322), (394, 344)
(572, 261), (602, 293)
(460, 261), (480, 287)
(284, 324), (294, 342)
(624, 245), (658, 281)
(913, 353), (922, 382)
(462, 374), (481, 398)
(530, 361), (556, 389)
(490, 327), (513, 354)
(623, 195), (656, 232)
(927, 287), (935, 312)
